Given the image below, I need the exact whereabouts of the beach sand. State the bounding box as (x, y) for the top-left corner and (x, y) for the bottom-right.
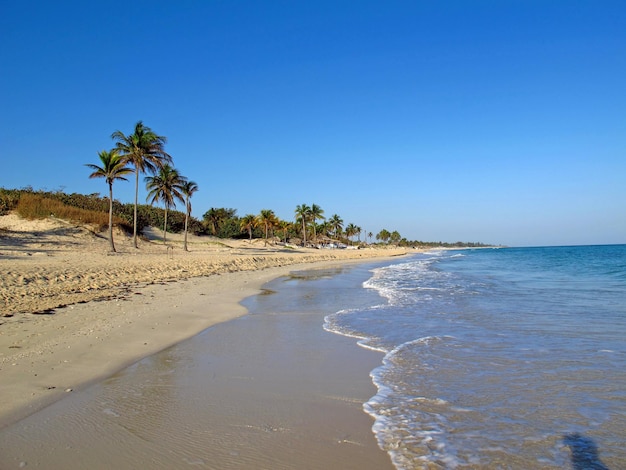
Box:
(0, 214), (405, 468)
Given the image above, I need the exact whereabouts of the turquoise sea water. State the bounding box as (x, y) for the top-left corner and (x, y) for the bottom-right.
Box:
(325, 245), (626, 469)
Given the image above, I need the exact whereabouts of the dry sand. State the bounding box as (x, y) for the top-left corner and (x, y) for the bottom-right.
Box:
(0, 213), (409, 432)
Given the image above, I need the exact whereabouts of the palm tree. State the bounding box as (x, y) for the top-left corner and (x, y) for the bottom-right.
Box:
(240, 214), (257, 242)
(328, 214), (344, 239)
(390, 230), (402, 245)
(345, 223), (358, 245)
(203, 207), (237, 236)
(85, 149), (133, 253)
(277, 219), (291, 243)
(145, 164), (186, 243)
(310, 204), (325, 242)
(367, 231), (373, 244)
(295, 204), (311, 246)
(318, 221), (331, 239)
(181, 180), (199, 251)
(112, 121), (171, 248)
(257, 209), (277, 246)
(203, 208), (221, 236)
(376, 229), (391, 244)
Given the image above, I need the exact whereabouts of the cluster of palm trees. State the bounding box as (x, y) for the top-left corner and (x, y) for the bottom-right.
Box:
(86, 121), (198, 252)
(87, 121), (402, 252)
(375, 228), (402, 244)
(235, 203), (369, 247)
(237, 209), (283, 246)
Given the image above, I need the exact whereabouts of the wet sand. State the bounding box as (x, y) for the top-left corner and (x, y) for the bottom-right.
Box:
(0, 264), (395, 469)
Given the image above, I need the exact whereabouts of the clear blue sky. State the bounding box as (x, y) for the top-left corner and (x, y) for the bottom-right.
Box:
(1, 1), (624, 247)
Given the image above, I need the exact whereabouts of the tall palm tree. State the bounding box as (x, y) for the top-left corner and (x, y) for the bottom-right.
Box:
(257, 209), (277, 246)
(145, 164), (186, 243)
(181, 180), (199, 251)
(85, 149), (133, 253)
(295, 204), (311, 246)
(310, 204), (325, 242)
(240, 214), (257, 242)
(112, 121), (171, 248)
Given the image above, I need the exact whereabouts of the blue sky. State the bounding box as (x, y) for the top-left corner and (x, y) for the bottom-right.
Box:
(1, 1), (624, 247)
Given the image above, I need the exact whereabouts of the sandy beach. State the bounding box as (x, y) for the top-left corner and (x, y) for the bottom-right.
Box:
(0, 214), (406, 468)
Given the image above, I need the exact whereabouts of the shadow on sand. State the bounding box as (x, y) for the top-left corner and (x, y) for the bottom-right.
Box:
(563, 433), (610, 470)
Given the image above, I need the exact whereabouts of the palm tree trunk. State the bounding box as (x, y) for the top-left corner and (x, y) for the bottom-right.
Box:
(183, 213), (189, 251)
(108, 182), (116, 252)
(183, 200), (189, 251)
(163, 208), (168, 243)
(133, 169), (139, 248)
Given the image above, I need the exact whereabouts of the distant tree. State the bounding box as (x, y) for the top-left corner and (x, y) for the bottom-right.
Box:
(145, 164), (186, 242)
(318, 221), (334, 240)
(181, 180), (198, 251)
(257, 209), (278, 246)
(390, 230), (401, 245)
(203, 207), (237, 237)
(295, 204), (311, 246)
(217, 215), (243, 239)
(276, 219), (291, 242)
(345, 223), (358, 245)
(328, 214), (343, 239)
(203, 208), (221, 235)
(240, 214), (257, 242)
(367, 231), (373, 244)
(376, 229), (391, 244)
(310, 204), (325, 242)
(85, 149), (133, 252)
(112, 121), (171, 248)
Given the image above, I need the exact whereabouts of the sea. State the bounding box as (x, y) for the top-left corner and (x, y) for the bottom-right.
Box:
(324, 245), (626, 469)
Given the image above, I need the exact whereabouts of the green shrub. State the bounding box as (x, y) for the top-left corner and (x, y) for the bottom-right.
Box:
(0, 188), (21, 215)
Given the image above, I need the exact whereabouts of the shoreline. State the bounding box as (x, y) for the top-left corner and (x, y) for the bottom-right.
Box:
(0, 257), (404, 429)
(0, 259), (397, 469)
(0, 232), (410, 429)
